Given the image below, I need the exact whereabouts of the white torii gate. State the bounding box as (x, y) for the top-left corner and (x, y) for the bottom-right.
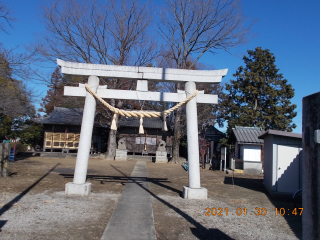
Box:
(58, 59), (227, 199)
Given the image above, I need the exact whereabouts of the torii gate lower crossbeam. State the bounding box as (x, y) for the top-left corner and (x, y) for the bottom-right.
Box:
(59, 59), (227, 199)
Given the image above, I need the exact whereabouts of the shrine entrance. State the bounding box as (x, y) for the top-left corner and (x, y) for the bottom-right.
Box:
(58, 59), (227, 199)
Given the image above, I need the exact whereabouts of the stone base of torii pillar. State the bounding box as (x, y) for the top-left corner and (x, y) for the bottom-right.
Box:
(65, 182), (91, 195)
(183, 187), (207, 199)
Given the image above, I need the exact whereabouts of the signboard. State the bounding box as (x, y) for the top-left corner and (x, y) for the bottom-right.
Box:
(135, 137), (156, 145)
(135, 137), (141, 144)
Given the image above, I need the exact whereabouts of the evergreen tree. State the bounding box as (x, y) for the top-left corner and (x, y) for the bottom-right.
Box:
(225, 47), (297, 133)
(39, 67), (64, 116)
(0, 52), (35, 119)
(0, 52), (37, 144)
(39, 67), (86, 116)
(197, 83), (228, 130)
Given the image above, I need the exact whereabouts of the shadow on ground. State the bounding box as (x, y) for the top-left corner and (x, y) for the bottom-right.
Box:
(190, 228), (235, 240)
(59, 173), (183, 196)
(59, 164), (233, 239)
(0, 220), (8, 232)
(224, 176), (302, 239)
(0, 164), (59, 231)
(224, 176), (264, 193)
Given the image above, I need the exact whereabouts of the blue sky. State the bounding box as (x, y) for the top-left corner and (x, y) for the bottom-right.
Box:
(1, 0), (320, 134)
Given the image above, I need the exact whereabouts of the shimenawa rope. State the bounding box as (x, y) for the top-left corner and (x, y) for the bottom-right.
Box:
(85, 84), (198, 133)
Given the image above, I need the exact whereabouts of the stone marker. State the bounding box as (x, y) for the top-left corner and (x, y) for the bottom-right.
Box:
(156, 140), (167, 163)
(115, 138), (127, 161)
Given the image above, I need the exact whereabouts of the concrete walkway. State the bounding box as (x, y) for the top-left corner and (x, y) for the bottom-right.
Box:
(100, 161), (157, 240)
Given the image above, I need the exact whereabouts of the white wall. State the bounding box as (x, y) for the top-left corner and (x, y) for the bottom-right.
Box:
(276, 145), (300, 193)
(241, 145), (261, 162)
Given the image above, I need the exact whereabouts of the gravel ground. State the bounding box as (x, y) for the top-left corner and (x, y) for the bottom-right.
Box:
(0, 157), (301, 240)
(0, 157), (136, 239)
(147, 162), (301, 240)
(152, 195), (298, 240)
(0, 191), (120, 240)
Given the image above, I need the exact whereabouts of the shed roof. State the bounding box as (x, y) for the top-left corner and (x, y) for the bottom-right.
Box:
(258, 129), (302, 139)
(228, 126), (264, 144)
(118, 116), (167, 129)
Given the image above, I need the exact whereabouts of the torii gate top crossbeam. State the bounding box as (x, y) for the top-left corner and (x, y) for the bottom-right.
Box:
(57, 59), (228, 83)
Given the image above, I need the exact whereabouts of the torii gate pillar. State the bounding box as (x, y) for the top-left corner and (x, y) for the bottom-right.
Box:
(183, 81), (207, 199)
(65, 76), (99, 195)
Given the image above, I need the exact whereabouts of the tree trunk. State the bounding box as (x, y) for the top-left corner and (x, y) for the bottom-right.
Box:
(105, 129), (117, 160)
(0, 143), (10, 177)
(105, 95), (117, 160)
(105, 88), (123, 160)
(172, 83), (181, 164)
(172, 109), (181, 164)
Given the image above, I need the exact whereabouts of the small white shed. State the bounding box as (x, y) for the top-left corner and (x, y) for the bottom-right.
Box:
(258, 130), (302, 197)
(228, 126), (264, 173)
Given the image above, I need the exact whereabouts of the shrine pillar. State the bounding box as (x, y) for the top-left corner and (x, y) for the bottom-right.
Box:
(65, 75), (99, 195)
(183, 81), (207, 199)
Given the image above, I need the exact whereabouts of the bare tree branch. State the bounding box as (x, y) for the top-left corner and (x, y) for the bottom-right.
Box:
(159, 0), (252, 69)
(0, 2), (16, 34)
(35, 0), (157, 67)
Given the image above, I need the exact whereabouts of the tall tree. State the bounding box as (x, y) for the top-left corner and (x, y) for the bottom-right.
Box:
(39, 67), (86, 116)
(158, 0), (251, 163)
(39, 67), (64, 116)
(0, 52), (36, 146)
(37, 0), (156, 66)
(36, 0), (156, 159)
(225, 47), (297, 133)
(197, 83), (228, 129)
(0, 53), (35, 120)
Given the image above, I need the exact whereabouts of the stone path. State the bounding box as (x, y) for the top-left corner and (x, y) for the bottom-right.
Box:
(100, 161), (157, 240)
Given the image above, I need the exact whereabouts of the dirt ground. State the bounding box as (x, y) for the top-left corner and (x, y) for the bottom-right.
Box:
(147, 162), (302, 240)
(0, 156), (301, 240)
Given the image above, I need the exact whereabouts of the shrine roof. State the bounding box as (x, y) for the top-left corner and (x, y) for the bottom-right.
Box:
(199, 125), (226, 141)
(33, 107), (109, 128)
(33, 107), (83, 125)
